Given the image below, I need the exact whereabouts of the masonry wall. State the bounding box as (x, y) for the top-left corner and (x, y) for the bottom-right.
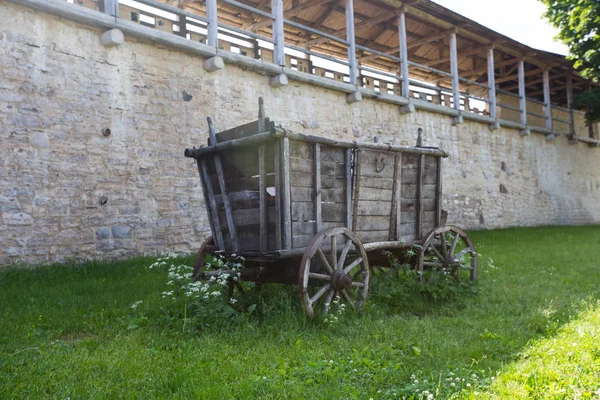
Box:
(1, 2), (599, 265)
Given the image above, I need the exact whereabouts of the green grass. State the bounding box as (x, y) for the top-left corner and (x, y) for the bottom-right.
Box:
(1, 226), (599, 399)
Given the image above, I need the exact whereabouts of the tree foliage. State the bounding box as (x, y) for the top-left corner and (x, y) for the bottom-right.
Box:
(541, 0), (600, 124)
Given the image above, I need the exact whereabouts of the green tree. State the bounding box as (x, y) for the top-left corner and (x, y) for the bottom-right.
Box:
(541, 0), (599, 124)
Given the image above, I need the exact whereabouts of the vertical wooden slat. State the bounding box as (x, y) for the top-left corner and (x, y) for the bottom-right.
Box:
(345, 148), (353, 230)
(345, 0), (357, 86)
(487, 47), (497, 120)
(274, 141), (282, 250)
(314, 144), (322, 233)
(416, 154), (424, 239)
(566, 74), (575, 138)
(389, 153), (401, 240)
(272, 0), (285, 66)
(434, 156), (442, 227)
(196, 158), (218, 245)
(200, 158), (225, 250)
(395, 152), (403, 240)
(258, 144), (267, 252)
(207, 117), (239, 252)
(397, 11), (410, 98)
(206, 0), (218, 48)
(518, 60), (527, 127)
(281, 137), (292, 249)
(543, 69), (552, 131)
(449, 31), (460, 113)
(351, 149), (361, 233)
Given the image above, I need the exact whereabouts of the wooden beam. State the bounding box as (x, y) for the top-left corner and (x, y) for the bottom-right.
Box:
(421, 43), (490, 67)
(406, 28), (454, 50)
(494, 68), (542, 85)
(272, 0), (285, 65)
(543, 69), (552, 131)
(518, 60), (527, 127)
(398, 11), (410, 97)
(346, 0), (357, 85)
(246, 0), (338, 32)
(449, 32), (460, 112)
(566, 74), (575, 137)
(206, 0), (218, 47)
(487, 47), (497, 120)
(457, 55), (519, 76)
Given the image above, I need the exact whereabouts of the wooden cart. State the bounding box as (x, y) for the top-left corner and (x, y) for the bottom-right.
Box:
(184, 99), (477, 318)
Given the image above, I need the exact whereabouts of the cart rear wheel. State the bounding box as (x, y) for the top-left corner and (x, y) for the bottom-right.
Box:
(417, 225), (478, 283)
(299, 227), (369, 318)
(193, 235), (215, 281)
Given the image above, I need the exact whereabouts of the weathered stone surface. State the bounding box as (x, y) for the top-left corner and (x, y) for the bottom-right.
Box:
(0, 2), (599, 266)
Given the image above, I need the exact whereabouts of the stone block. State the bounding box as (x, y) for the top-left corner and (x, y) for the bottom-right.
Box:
(346, 91), (362, 104)
(269, 73), (288, 87)
(95, 227), (111, 240)
(111, 225), (132, 239)
(203, 56), (224, 72)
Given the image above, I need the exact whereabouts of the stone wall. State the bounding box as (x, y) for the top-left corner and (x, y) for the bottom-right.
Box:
(1, 2), (599, 265)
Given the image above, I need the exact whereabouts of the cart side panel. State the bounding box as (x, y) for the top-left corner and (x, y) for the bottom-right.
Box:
(400, 154), (439, 242)
(208, 142), (279, 252)
(289, 140), (348, 248)
(354, 149), (396, 243)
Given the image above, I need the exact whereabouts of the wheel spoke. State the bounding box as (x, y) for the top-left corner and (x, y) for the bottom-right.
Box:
(331, 235), (337, 270)
(423, 261), (443, 268)
(449, 232), (460, 257)
(317, 248), (334, 274)
(308, 272), (331, 281)
(340, 289), (354, 307)
(350, 281), (364, 287)
(323, 289), (335, 315)
(337, 240), (353, 270)
(440, 233), (448, 258)
(310, 283), (331, 304)
(343, 257), (363, 274)
(429, 243), (445, 261)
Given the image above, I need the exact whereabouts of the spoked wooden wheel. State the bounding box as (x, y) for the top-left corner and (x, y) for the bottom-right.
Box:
(298, 227), (369, 318)
(417, 225), (478, 283)
(192, 235), (215, 280)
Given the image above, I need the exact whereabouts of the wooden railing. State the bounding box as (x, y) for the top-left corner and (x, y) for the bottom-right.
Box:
(70, 0), (597, 142)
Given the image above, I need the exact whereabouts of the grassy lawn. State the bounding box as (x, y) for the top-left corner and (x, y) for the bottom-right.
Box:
(1, 226), (599, 399)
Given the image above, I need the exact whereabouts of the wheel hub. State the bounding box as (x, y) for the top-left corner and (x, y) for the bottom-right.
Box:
(331, 270), (352, 290)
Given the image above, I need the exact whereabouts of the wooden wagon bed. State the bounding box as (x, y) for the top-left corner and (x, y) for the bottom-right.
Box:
(184, 99), (476, 318)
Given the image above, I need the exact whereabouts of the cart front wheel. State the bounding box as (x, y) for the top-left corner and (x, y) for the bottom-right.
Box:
(299, 227), (369, 318)
(417, 225), (478, 283)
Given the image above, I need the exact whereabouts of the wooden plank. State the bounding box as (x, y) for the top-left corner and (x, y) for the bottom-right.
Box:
(293, 221), (344, 236)
(200, 158), (225, 250)
(400, 223), (417, 236)
(359, 150), (396, 179)
(274, 141), (282, 250)
(352, 149), (361, 232)
(401, 168), (437, 185)
(291, 201), (315, 221)
(401, 184), (437, 199)
(322, 146), (345, 163)
(259, 144), (267, 252)
(358, 176), (395, 189)
(435, 157), (442, 227)
(290, 172), (345, 188)
(402, 153), (420, 169)
(219, 207), (278, 227)
(390, 153), (401, 240)
(208, 117), (239, 252)
(356, 215), (393, 231)
(290, 157), (344, 176)
(214, 190), (259, 204)
(314, 143), (322, 233)
(323, 203), (347, 222)
(357, 230), (389, 243)
(346, 0), (357, 85)
(345, 148), (353, 229)
(216, 118), (274, 143)
(290, 140), (314, 159)
(358, 188), (394, 201)
(402, 211), (436, 224)
(423, 156), (438, 171)
(401, 198), (437, 212)
(357, 200), (392, 216)
(282, 137), (292, 249)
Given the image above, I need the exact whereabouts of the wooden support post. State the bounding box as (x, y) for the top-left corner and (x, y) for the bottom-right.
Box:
(208, 117), (239, 252)
(487, 47), (500, 130)
(345, 0), (357, 86)
(200, 159), (225, 250)
(345, 148), (353, 230)
(274, 142), (282, 250)
(398, 11), (410, 99)
(177, 13), (188, 39)
(434, 157), (442, 227)
(272, 0), (285, 66)
(206, 0), (218, 48)
(449, 33), (460, 110)
(351, 149), (361, 233)
(196, 158), (220, 248)
(542, 69), (553, 138)
(518, 59), (530, 136)
(416, 154), (424, 239)
(314, 144), (322, 233)
(566, 73), (576, 141)
(389, 153), (401, 240)
(258, 145), (267, 252)
(281, 137), (292, 248)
